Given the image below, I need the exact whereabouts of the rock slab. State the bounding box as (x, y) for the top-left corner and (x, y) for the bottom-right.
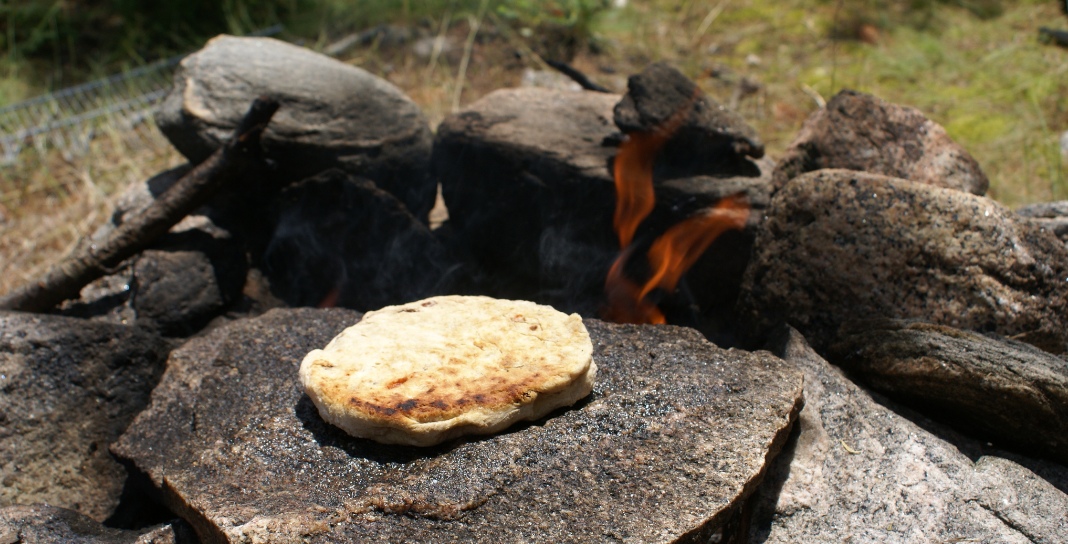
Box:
(156, 35), (436, 219)
(738, 169), (1068, 352)
(748, 327), (1068, 544)
(0, 313), (171, 521)
(771, 89), (988, 195)
(0, 505), (179, 544)
(113, 308), (804, 543)
(829, 319), (1068, 465)
(1017, 200), (1068, 243)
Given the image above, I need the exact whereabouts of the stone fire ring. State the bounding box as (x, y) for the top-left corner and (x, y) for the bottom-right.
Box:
(113, 308), (803, 543)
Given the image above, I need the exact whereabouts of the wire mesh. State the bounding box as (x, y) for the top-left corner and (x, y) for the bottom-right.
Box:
(0, 24), (285, 166)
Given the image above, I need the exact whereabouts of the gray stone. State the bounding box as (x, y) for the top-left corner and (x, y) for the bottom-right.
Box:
(0, 313), (171, 521)
(262, 169), (450, 310)
(435, 87), (771, 325)
(737, 169), (1068, 353)
(1017, 200), (1068, 243)
(113, 308), (803, 543)
(972, 456), (1068, 544)
(131, 245), (246, 337)
(614, 62), (765, 162)
(829, 319), (1068, 465)
(748, 327), (1068, 544)
(63, 165), (249, 335)
(156, 35), (436, 219)
(771, 90), (988, 195)
(0, 505), (179, 544)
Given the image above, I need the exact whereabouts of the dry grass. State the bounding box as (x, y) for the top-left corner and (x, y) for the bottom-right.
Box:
(0, 123), (183, 296)
(3, 0), (1067, 297)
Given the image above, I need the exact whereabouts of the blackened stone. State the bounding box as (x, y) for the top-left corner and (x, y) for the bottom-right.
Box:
(748, 326), (1068, 544)
(738, 169), (1068, 352)
(0, 313), (171, 521)
(435, 87), (770, 320)
(829, 319), (1068, 464)
(113, 308), (803, 543)
(614, 62), (765, 163)
(0, 505), (182, 544)
(131, 240), (247, 337)
(156, 35), (436, 219)
(771, 89), (988, 195)
(63, 167), (249, 337)
(263, 169), (449, 311)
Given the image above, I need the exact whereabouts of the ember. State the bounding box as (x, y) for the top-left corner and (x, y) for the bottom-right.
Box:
(604, 92), (751, 324)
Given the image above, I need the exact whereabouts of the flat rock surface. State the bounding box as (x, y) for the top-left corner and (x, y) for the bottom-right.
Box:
(829, 319), (1068, 465)
(748, 327), (1068, 544)
(156, 35), (435, 219)
(0, 313), (171, 521)
(771, 89), (988, 195)
(113, 308), (804, 543)
(738, 169), (1068, 352)
(0, 505), (178, 544)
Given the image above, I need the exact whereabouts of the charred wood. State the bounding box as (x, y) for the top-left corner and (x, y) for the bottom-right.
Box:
(545, 59), (611, 93)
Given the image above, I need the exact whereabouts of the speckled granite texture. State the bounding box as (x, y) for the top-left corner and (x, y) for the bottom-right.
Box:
(771, 89), (988, 195)
(738, 169), (1068, 352)
(749, 327), (1068, 544)
(113, 308), (803, 544)
(830, 319), (1068, 465)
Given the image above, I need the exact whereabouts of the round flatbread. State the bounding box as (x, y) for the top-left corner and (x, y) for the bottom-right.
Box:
(299, 296), (596, 446)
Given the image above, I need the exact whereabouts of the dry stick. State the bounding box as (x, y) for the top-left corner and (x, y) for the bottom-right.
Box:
(452, 0), (488, 113)
(545, 59), (611, 93)
(0, 96), (281, 314)
(692, 0), (732, 45)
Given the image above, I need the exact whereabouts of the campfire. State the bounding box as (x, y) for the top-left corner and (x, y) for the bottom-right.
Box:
(1, 35), (1067, 544)
(603, 93), (751, 324)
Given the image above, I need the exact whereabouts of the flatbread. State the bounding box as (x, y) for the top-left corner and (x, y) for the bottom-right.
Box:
(299, 296), (596, 446)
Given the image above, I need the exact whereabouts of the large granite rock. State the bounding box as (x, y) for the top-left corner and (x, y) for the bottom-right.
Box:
(0, 505), (181, 544)
(0, 313), (171, 521)
(748, 327), (1068, 543)
(435, 86), (771, 323)
(263, 169), (450, 310)
(1017, 200), (1068, 243)
(737, 169), (1068, 352)
(113, 308), (804, 543)
(771, 90), (988, 195)
(156, 35), (436, 219)
(828, 319), (1068, 465)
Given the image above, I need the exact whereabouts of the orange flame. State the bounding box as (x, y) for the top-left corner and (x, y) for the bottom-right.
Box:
(613, 91), (699, 249)
(602, 246), (666, 324)
(603, 90), (751, 325)
(639, 194), (750, 302)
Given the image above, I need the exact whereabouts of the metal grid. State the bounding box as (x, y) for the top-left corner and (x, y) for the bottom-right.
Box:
(0, 25), (284, 166)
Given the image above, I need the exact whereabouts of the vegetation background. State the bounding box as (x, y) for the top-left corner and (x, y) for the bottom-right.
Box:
(1, 0), (1067, 295)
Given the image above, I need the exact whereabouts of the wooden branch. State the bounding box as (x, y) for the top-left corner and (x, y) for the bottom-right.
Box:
(545, 59), (611, 93)
(0, 96), (280, 314)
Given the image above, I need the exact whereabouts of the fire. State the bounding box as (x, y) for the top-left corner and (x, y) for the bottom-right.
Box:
(639, 195), (750, 303)
(612, 91), (696, 249)
(603, 94), (751, 325)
